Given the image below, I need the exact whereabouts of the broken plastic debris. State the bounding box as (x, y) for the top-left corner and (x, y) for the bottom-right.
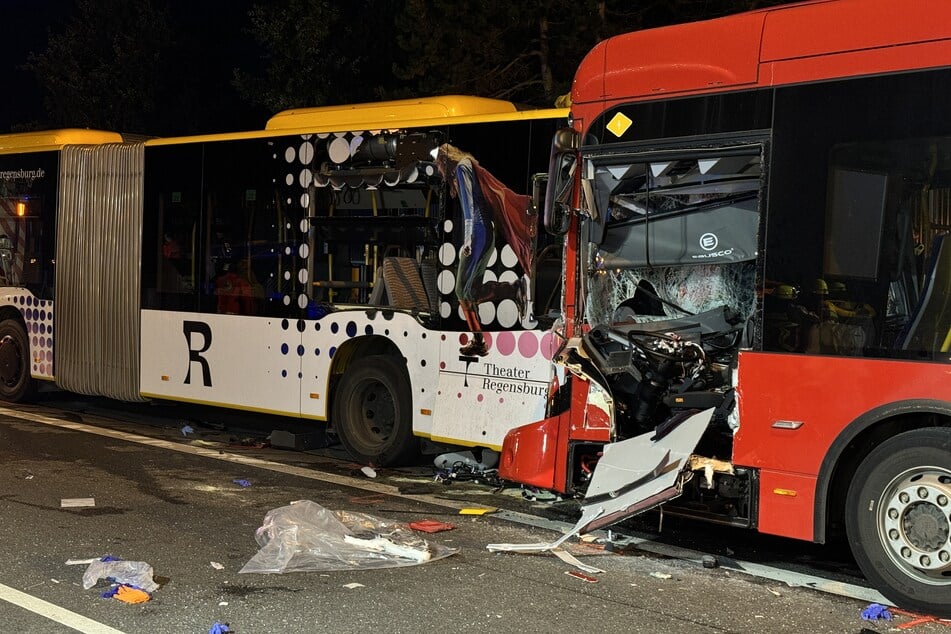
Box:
(239, 500), (457, 574)
(114, 586), (151, 604)
(434, 450), (498, 470)
(343, 582), (365, 589)
(861, 603), (893, 621)
(208, 621), (231, 634)
(232, 479), (252, 487)
(459, 507), (495, 515)
(181, 425), (195, 437)
(61, 498), (95, 508)
(565, 570), (598, 583)
(701, 555), (718, 569)
(360, 466), (377, 478)
(343, 534), (431, 562)
(408, 520), (455, 533)
(649, 572), (672, 580)
(66, 558), (98, 566)
(210, 562), (224, 570)
(83, 558), (160, 593)
(552, 549), (604, 574)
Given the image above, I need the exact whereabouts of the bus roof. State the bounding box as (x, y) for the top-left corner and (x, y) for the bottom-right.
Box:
(266, 95), (521, 131)
(147, 96), (567, 146)
(574, 0), (951, 106)
(1, 98), (567, 151)
(0, 128), (125, 155)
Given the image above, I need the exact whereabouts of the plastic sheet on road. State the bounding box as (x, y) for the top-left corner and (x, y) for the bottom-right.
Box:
(239, 500), (458, 574)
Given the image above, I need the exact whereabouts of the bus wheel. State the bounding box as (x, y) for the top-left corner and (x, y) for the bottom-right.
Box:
(333, 354), (419, 466)
(845, 427), (951, 617)
(0, 319), (35, 402)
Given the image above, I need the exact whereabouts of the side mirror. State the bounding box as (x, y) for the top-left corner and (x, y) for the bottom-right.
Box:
(543, 128), (580, 236)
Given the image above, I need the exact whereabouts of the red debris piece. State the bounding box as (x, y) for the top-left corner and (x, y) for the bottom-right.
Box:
(408, 520), (456, 533)
(565, 571), (599, 583)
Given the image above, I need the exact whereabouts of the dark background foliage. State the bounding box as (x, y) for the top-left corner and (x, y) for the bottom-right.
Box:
(3, 0), (794, 136)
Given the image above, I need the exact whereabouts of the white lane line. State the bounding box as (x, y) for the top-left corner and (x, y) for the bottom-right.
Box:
(0, 582), (126, 634)
(1, 405), (891, 606)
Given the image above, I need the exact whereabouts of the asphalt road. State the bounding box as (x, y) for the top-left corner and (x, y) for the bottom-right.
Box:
(0, 401), (945, 634)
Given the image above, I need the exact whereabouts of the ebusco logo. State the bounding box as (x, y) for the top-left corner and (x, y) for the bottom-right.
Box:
(692, 232), (734, 260)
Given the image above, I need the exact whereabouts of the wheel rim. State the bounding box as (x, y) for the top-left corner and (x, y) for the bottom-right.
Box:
(0, 334), (24, 388)
(877, 466), (951, 585)
(346, 376), (397, 452)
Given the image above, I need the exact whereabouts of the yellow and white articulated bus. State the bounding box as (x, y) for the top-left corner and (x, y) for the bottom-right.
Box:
(0, 96), (567, 465)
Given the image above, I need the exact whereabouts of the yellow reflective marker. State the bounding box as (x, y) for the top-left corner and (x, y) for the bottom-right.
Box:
(772, 488), (798, 497)
(607, 112), (633, 137)
(459, 507), (496, 515)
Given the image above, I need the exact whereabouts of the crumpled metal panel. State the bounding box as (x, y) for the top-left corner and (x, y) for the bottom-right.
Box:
(55, 143), (145, 402)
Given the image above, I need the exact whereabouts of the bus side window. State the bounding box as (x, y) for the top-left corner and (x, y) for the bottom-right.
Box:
(143, 144), (202, 312)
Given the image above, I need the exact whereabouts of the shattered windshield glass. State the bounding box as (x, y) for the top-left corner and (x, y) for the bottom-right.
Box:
(583, 148), (762, 328)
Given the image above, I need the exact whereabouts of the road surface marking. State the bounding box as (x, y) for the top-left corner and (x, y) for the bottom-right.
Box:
(0, 582), (126, 634)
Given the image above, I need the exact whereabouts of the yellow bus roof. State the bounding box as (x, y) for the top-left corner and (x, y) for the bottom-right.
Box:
(0, 129), (124, 154)
(266, 95), (520, 131)
(147, 96), (568, 146)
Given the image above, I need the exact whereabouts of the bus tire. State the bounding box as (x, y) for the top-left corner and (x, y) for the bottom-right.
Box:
(333, 354), (419, 466)
(0, 319), (36, 403)
(845, 427), (951, 618)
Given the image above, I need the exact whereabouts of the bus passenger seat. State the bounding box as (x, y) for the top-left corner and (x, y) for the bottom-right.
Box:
(380, 257), (430, 310)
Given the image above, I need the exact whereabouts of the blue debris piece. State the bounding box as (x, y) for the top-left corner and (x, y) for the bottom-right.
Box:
(208, 621), (231, 634)
(100, 555), (121, 562)
(233, 479), (251, 487)
(100, 586), (120, 599)
(861, 603), (893, 621)
(181, 425), (195, 437)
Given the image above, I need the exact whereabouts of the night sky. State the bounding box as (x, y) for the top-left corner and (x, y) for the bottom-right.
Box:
(0, 0), (70, 131)
(0, 0), (261, 134)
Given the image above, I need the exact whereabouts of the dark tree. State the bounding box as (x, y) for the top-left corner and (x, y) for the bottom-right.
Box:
(25, 0), (174, 134)
(233, 0), (404, 113)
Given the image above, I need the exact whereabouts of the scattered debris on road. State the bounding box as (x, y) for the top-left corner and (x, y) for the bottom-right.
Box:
(408, 520), (455, 533)
(861, 603), (892, 621)
(565, 571), (599, 583)
(60, 497), (95, 508)
(239, 500), (457, 574)
(208, 621), (231, 634)
(82, 557), (160, 593)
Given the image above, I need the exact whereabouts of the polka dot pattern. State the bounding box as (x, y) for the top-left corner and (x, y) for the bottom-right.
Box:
(12, 294), (53, 378)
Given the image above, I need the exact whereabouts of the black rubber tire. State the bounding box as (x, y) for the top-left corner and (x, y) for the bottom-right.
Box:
(0, 319), (35, 403)
(332, 354), (419, 466)
(845, 427), (951, 617)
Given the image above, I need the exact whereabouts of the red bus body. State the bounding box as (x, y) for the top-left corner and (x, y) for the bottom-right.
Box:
(500, 0), (951, 616)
